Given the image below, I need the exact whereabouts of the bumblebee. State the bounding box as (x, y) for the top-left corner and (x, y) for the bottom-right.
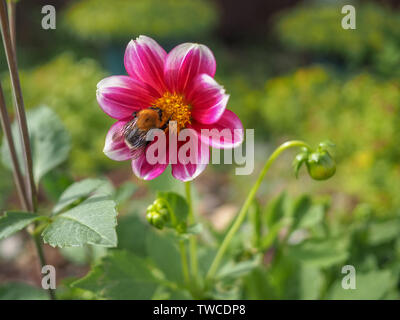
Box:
(113, 107), (169, 159)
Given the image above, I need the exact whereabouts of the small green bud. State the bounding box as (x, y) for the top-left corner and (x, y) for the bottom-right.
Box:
(306, 150), (336, 180)
(146, 204), (155, 213)
(151, 212), (165, 229)
(153, 199), (165, 211)
(146, 209), (166, 230)
(158, 207), (169, 221)
(146, 212), (154, 224)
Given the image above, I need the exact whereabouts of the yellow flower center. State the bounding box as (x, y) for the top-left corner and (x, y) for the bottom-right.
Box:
(153, 92), (192, 132)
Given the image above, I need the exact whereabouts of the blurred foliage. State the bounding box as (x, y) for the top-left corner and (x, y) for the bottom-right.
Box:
(63, 192), (400, 299)
(275, 2), (400, 76)
(1, 0), (400, 300)
(259, 66), (400, 213)
(231, 192), (400, 299)
(0, 162), (13, 210)
(1, 53), (114, 175)
(64, 0), (217, 42)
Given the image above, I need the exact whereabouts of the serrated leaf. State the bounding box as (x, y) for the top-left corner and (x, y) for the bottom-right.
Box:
(52, 178), (114, 214)
(0, 211), (43, 240)
(72, 250), (158, 299)
(1, 106), (70, 184)
(42, 195), (118, 248)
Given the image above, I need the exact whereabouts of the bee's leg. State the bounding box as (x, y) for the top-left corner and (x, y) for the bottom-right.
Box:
(131, 111), (138, 118)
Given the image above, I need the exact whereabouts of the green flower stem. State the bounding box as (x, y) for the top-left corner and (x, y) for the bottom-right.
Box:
(33, 233), (56, 300)
(185, 182), (199, 280)
(205, 140), (312, 282)
(179, 240), (190, 286)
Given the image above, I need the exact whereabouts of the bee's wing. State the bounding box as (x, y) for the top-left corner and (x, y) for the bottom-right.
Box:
(111, 117), (147, 160)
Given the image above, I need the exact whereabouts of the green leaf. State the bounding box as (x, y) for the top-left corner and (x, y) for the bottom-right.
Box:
(157, 191), (189, 227)
(0, 282), (49, 300)
(328, 270), (394, 300)
(42, 194), (118, 248)
(60, 245), (107, 265)
(186, 223), (203, 235)
(299, 264), (324, 300)
(52, 178), (114, 214)
(249, 201), (262, 248)
(0, 211), (43, 240)
(72, 250), (159, 299)
(367, 219), (400, 245)
(146, 231), (183, 284)
(216, 256), (261, 281)
(261, 218), (290, 250)
(1, 106), (70, 184)
(113, 181), (137, 205)
(289, 195), (312, 232)
(117, 214), (149, 257)
(298, 203), (325, 229)
(288, 238), (349, 268)
(264, 192), (289, 228)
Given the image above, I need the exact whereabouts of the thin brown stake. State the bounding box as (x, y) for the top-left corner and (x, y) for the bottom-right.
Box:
(0, 82), (28, 210)
(6, 0), (15, 53)
(0, 0), (37, 212)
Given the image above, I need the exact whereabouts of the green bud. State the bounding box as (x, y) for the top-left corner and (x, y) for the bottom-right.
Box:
(146, 204), (155, 213)
(146, 210), (165, 229)
(146, 212), (154, 224)
(306, 150), (336, 180)
(151, 212), (165, 229)
(158, 207), (169, 221)
(154, 198), (167, 211)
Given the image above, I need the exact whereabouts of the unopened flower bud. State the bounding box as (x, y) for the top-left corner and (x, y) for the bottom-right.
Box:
(146, 211), (165, 229)
(306, 150), (336, 180)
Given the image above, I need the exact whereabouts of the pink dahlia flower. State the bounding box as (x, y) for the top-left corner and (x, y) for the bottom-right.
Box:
(97, 35), (243, 181)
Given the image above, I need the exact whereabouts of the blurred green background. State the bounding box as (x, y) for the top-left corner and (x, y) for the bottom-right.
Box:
(1, 0), (400, 299)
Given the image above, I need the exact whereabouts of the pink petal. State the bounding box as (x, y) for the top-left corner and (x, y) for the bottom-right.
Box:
(103, 120), (133, 161)
(186, 74), (229, 124)
(131, 151), (168, 180)
(171, 132), (209, 182)
(164, 43), (216, 94)
(97, 75), (158, 119)
(189, 109), (244, 149)
(124, 36), (167, 96)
